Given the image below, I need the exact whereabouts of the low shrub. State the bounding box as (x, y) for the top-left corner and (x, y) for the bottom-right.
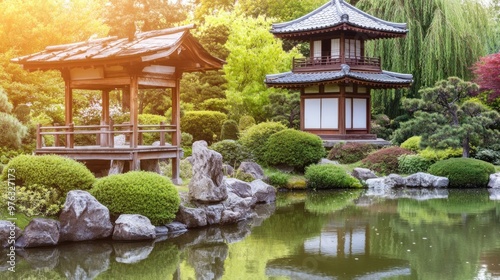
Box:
(361, 146), (413, 175)
(220, 119), (239, 140)
(7, 184), (63, 216)
(474, 147), (500, 165)
(398, 154), (432, 174)
(305, 164), (362, 189)
(428, 158), (495, 188)
(263, 129), (325, 172)
(239, 121), (287, 163)
(2, 155), (96, 193)
(400, 136), (422, 153)
(91, 171), (180, 225)
(210, 140), (250, 168)
(419, 147), (462, 163)
(266, 172), (290, 188)
(238, 115), (256, 133)
(327, 142), (374, 164)
(181, 111), (227, 144)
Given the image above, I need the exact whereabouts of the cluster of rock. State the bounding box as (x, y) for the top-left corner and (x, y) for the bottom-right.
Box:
(0, 141), (276, 249)
(176, 141), (276, 228)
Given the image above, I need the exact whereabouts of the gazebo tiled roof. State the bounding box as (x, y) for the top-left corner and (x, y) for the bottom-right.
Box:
(265, 65), (413, 88)
(271, 0), (408, 39)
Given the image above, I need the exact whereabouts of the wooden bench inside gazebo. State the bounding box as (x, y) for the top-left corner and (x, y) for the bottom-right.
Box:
(12, 25), (224, 184)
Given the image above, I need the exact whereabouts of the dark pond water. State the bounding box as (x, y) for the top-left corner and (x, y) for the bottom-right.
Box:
(3, 188), (500, 279)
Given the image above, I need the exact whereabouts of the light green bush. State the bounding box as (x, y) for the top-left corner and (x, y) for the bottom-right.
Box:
(428, 158), (495, 188)
(5, 184), (63, 217)
(210, 140), (250, 168)
(239, 121), (286, 163)
(266, 172), (290, 188)
(400, 136), (422, 152)
(305, 164), (362, 189)
(91, 171), (180, 225)
(419, 147), (462, 162)
(220, 119), (239, 140)
(238, 115), (256, 133)
(263, 129), (325, 172)
(398, 154), (432, 174)
(181, 111), (227, 144)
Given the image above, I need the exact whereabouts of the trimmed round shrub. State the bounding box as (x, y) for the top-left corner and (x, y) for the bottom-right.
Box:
(327, 142), (374, 164)
(181, 110), (227, 144)
(305, 164), (362, 189)
(210, 140), (250, 168)
(398, 154), (432, 174)
(91, 171), (180, 225)
(361, 147), (413, 175)
(220, 119), (239, 140)
(238, 115), (256, 132)
(263, 129), (325, 171)
(400, 136), (422, 152)
(239, 121), (286, 163)
(266, 172), (290, 188)
(428, 158), (495, 188)
(2, 154), (96, 193)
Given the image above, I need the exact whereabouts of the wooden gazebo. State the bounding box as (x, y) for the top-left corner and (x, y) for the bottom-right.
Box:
(265, 0), (412, 140)
(12, 24), (224, 184)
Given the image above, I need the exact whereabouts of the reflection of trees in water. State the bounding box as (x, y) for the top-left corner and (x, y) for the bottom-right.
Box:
(304, 190), (363, 215)
(370, 189), (500, 280)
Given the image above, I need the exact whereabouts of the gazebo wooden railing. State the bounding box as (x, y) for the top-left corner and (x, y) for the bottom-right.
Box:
(293, 55), (381, 71)
(36, 121), (177, 149)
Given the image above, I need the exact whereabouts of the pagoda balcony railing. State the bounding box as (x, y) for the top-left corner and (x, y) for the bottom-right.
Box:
(293, 55), (381, 72)
(36, 121), (177, 149)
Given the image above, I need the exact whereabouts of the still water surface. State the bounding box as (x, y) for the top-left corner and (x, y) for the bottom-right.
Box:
(3, 189), (500, 279)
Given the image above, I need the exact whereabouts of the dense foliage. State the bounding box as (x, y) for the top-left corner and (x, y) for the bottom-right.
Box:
(220, 119), (239, 140)
(400, 136), (422, 153)
(210, 140), (250, 168)
(474, 145), (500, 165)
(327, 142), (374, 164)
(473, 52), (500, 100)
(428, 158), (495, 188)
(305, 164), (362, 189)
(238, 121), (286, 163)
(398, 154), (432, 174)
(181, 111), (227, 144)
(263, 129), (325, 171)
(91, 171), (180, 225)
(361, 147), (413, 175)
(418, 147), (463, 163)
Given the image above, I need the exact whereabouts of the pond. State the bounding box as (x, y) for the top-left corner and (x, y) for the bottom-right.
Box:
(3, 188), (500, 279)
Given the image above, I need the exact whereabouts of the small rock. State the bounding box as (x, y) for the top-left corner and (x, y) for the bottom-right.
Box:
(175, 205), (208, 228)
(226, 178), (253, 198)
(165, 222), (188, 233)
(155, 226), (169, 236)
(319, 158), (339, 165)
(238, 162), (265, 180)
(15, 218), (60, 248)
(250, 179), (276, 203)
(352, 168), (377, 181)
(113, 214), (156, 241)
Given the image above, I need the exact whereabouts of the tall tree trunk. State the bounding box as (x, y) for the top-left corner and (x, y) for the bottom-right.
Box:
(462, 134), (470, 158)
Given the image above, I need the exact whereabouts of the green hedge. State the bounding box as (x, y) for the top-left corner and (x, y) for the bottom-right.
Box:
(400, 136), (422, 152)
(220, 119), (239, 140)
(239, 121), (286, 163)
(181, 111), (227, 144)
(305, 164), (362, 189)
(210, 140), (250, 168)
(91, 171), (180, 225)
(263, 129), (325, 171)
(2, 155), (95, 193)
(428, 158), (495, 188)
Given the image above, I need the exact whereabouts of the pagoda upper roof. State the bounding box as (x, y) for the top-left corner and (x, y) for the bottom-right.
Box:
(271, 0), (408, 39)
(265, 65), (413, 89)
(12, 24), (224, 72)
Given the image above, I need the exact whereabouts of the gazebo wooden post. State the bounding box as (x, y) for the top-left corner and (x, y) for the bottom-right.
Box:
(339, 86), (346, 135)
(171, 78), (182, 185)
(129, 75), (140, 170)
(101, 89), (110, 146)
(63, 71), (74, 148)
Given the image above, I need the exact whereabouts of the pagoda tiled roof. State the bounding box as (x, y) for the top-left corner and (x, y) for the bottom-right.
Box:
(271, 0), (407, 36)
(265, 66), (413, 88)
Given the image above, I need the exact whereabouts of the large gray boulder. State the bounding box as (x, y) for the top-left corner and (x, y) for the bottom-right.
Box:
(226, 178), (253, 198)
(366, 174), (405, 189)
(405, 172), (449, 188)
(0, 220), (21, 248)
(250, 179), (276, 203)
(188, 141), (228, 202)
(222, 192), (256, 222)
(488, 173), (500, 188)
(200, 204), (224, 225)
(352, 168), (377, 181)
(112, 214), (156, 241)
(15, 218), (60, 248)
(237, 162), (265, 180)
(59, 190), (113, 242)
(175, 205), (208, 228)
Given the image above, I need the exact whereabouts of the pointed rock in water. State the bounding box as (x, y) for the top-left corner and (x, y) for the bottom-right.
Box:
(15, 218), (60, 248)
(488, 173), (500, 188)
(113, 214), (156, 241)
(59, 190), (113, 242)
(188, 141), (228, 202)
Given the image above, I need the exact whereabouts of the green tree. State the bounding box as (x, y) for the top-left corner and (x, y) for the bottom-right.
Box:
(393, 77), (500, 157)
(0, 88), (27, 148)
(356, 0), (492, 117)
(264, 91), (300, 128)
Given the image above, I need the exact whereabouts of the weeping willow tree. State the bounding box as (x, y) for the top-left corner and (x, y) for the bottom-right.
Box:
(356, 0), (492, 117)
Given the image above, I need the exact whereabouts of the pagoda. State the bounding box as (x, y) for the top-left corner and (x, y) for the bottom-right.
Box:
(265, 0), (412, 140)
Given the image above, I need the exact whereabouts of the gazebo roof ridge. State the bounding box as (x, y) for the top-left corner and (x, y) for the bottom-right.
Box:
(270, 0), (408, 38)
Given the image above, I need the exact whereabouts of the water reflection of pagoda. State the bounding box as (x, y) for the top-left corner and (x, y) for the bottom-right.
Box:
(265, 0), (412, 140)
